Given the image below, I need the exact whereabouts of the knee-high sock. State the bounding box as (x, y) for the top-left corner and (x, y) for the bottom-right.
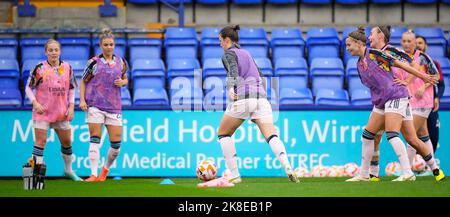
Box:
(88, 136), (101, 176)
(423, 153), (438, 171)
(105, 141), (121, 170)
(61, 146), (73, 174)
(219, 135), (239, 178)
(267, 135), (291, 171)
(360, 129), (376, 178)
(32, 146), (44, 164)
(420, 135), (434, 158)
(386, 131), (413, 175)
(406, 144), (417, 167)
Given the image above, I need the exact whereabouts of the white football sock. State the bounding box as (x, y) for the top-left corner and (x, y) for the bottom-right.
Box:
(89, 137), (101, 176)
(406, 144), (417, 167)
(267, 135), (292, 172)
(386, 132), (413, 175)
(105, 142), (121, 170)
(219, 135), (240, 179)
(360, 137), (375, 178)
(61, 146), (73, 174)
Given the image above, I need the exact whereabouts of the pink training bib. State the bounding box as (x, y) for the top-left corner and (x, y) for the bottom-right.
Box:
(408, 50), (434, 109)
(33, 61), (72, 122)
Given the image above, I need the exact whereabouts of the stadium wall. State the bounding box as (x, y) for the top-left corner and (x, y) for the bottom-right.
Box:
(0, 110), (448, 177)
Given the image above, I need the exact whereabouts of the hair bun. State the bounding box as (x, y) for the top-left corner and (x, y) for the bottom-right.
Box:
(233, 25), (240, 31)
(357, 26), (365, 34)
(102, 28), (112, 35)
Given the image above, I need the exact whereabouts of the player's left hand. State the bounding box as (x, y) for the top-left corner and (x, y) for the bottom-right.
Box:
(433, 98), (439, 112)
(114, 76), (126, 87)
(415, 86), (425, 99)
(67, 106), (74, 121)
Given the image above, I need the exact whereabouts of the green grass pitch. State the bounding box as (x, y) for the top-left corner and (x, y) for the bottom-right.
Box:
(0, 177), (449, 197)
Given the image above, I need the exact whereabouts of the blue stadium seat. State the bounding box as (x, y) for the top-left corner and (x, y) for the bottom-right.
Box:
(370, 0), (401, 3)
(306, 28), (340, 64)
(350, 88), (372, 107)
(197, 0), (228, 3)
(133, 88), (169, 107)
(203, 76), (227, 110)
(170, 87), (203, 110)
(21, 59), (41, 86)
(127, 0), (158, 3)
(67, 60), (86, 78)
(310, 58), (344, 95)
(203, 86), (227, 111)
(435, 57), (450, 75)
(302, 0), (332, 3)
(200, 28), (222, 62)
(267, 0), (298, 3)
(342, 26), (358, 65)
(441, 87), (450, 104)
(232, 0), (263, 3)
(413, 27), (447, 58)
(0, 88), (22, 108)
(161, 0), (193, 3)
(20, 38), (48, 63)
(202, 58), (226, 78)
(279, 88), (314, 109)
(346, 58), (366, 93)
(390, 26), (408, 48)
(405, 0), (437, 3)
(336, 0), (367, 3)
(254, 58), (273, 77)
(0, 59), (20, 89)
(167, 59), (201, 87)
(239, 28), (269, 58)
(164, 27), (198, 61)
(58, 37), (91, 60)
(0, 38), (18, 60)
(93, 37), (126, 59)
(275, 57), (309, 89)
(315, 89), (350, 106)
(121, 87), (132, 107)
(270, 28), (305, 62)
(128, 38), (162, 65)
(132, 59), (166, 89)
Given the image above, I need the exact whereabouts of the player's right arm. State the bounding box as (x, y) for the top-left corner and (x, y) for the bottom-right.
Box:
(25, 63), (44, 114)
(79, 59), (97, 111)
(222, 51), (239, 100)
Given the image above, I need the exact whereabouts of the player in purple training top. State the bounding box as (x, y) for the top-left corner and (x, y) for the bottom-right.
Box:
(79, 29), (128, 182)
(217, 25), (298, 184)
(344, 27), (445, 182)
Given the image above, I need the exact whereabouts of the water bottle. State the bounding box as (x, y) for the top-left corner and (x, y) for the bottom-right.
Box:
(22, 164), (33, 190)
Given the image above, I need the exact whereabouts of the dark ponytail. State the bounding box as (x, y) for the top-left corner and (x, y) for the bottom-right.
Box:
(220, 25), (240, 42)
(375, 25), (391, 43)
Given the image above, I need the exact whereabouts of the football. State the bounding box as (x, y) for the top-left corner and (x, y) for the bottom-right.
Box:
(196, 160), (218, 181)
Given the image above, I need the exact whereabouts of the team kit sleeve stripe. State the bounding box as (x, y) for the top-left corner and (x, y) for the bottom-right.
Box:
(421, 53), (439, 75)
(82, 59), (97, 82)
(385, 47), (413, 63)
(369, 49), (397, 66)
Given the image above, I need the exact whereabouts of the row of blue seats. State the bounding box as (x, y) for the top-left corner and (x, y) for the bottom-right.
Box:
(2, 55), (450, 95)
(2, 82), (450, 110)
(1, 26), (449, 66)
(128, 0), (450, 4)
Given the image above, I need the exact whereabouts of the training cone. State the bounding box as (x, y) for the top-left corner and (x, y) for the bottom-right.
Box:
(113, 176), (122, 180)
(160, 178), (175, 185)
